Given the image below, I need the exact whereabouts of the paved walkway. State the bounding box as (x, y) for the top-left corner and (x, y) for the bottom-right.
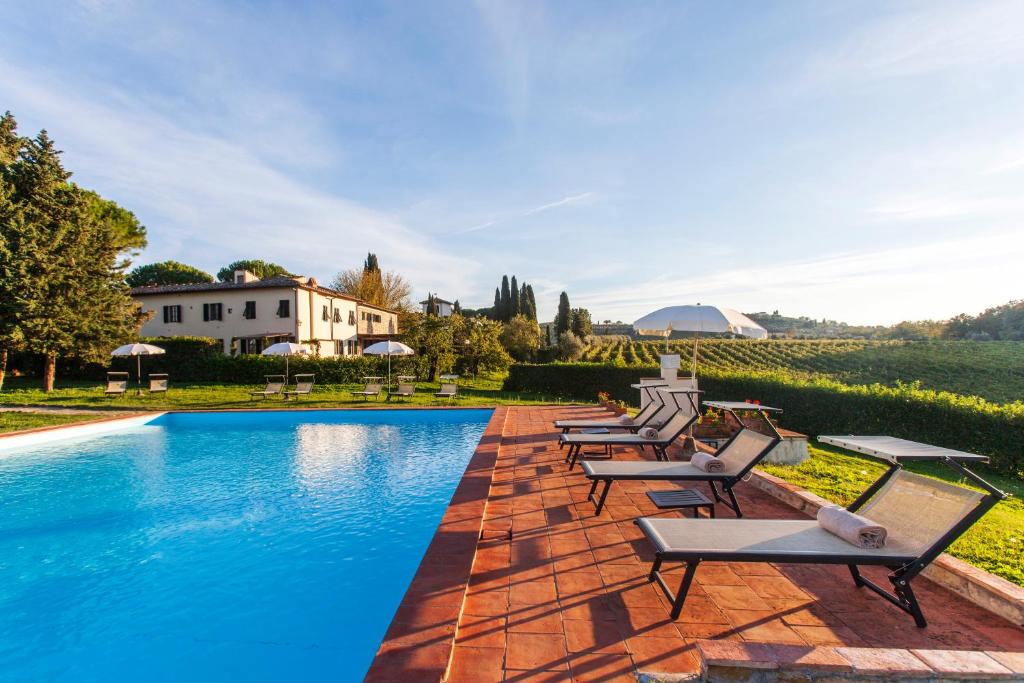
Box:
(445, 405), (1024, 682)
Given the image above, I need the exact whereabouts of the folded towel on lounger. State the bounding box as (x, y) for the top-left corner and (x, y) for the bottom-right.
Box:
(617, 414), (634, 424)
(638, 427), (659, 440)
(817, 504), (887, 549)
(690, 452), (725, 473)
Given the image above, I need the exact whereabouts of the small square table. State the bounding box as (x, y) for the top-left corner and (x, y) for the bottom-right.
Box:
(646, 488), (715, 518)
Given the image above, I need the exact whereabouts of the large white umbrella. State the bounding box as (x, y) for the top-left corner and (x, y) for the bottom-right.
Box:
(633, 304), (768, 377)
(261, 342), (311, 382)
(362, 340), (415, 388)
(111, 343), (166, 394)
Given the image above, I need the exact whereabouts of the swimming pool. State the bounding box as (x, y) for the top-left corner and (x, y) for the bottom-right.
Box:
(0, 409), (492, 681)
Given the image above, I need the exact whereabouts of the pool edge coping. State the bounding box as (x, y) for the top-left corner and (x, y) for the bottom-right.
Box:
(365, 405), (509, 683)
(0, 412), (165, 450)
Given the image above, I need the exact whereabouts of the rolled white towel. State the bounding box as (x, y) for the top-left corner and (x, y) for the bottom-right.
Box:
(817, 504), (887, 549)
(690, 452), (725, 473)
(617, 414), (634, 425)
(638, 426), (659, 440)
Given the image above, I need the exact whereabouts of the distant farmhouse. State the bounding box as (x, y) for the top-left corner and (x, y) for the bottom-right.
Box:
(420, 296), (455, 317)
(131, 269), (398, 356)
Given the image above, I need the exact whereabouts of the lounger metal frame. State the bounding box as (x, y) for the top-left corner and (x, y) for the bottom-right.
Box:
(555, 384), (667, 434)
(643, 455), (1006, 627)
(562, 411), (698, 470)
(584, 424), (781, 516)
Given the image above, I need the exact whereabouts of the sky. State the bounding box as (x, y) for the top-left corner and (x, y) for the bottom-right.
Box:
(1, 1), (1021, 325)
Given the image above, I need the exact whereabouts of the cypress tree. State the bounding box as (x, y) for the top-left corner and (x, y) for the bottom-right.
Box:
(556, 292), (571, 336)
(525, 285), (538, 321)
(364, 253), (380, 273)
(453, 300), (461, 315)
(510, 275), (520, 318)
(493, 287), (501, 320)
(500, 275), (511, 322)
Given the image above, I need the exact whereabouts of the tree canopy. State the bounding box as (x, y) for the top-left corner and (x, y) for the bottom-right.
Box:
(216, 259), (291, 282)
(500, 314), (541, 361)
(127, 260), (215, 288)
(555, 292), (572, 336)
(332, 252), (412, 311)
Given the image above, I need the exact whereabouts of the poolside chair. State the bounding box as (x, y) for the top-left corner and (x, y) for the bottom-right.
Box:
(104, 372), (129, 397)
(561, 410), (698, 470)
(250, 375), (285, 400)
(352, 382), (383, 401)
(581, 427), (781, 516)
(637, 458), (1006, 627)
(435, 382), (458, 401)
(283, 374), (315, 400)
(389, 382), (415, 401)
(148, 373), (169, 394)
(554, 385), (671, 434)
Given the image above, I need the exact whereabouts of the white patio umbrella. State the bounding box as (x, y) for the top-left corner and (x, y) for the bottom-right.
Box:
(261, 342), (311, 382)
(362, 340), (415, 388)
(633, 304), (768, 377)
(111, 343), (166, 395)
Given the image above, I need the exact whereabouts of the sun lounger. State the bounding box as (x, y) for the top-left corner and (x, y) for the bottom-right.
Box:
(389, 382), (415, 401)
(581, 427), (781, 515)
(637, 459), (1006, 627)
(148, 373), (169, 394)
(435, 382), (458, 401)
(283, 374), (315, 400)
(560, 411), (699, 469)
(352, 382), (383, 401)
(104, 372), (129, 397)
(554, 385), (670, 434)
(250, 375), (285, 400)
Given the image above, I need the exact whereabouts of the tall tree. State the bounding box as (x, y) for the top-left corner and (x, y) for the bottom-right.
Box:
(332, 253), (412, 311)
(3, 129), (146, 390)
(555, 291), (572, 336)
(0, 111), (25, 388)
(217, 259), (290, 281)
(127, 260), (214, 287)
(453, 299), (462, 315)
(571, 307), (593, 338)
(510, 275), (520, 318)
(81, 189), (147, 254)
(525, 284), (537, 321)
(425, 293), (437, 317)
(493, 287), (501, 319)
(500, 275), (511, 322)
(500, 314), (541, 361)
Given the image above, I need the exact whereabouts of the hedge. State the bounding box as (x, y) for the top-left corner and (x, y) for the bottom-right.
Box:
(503, 363), (1024, 476)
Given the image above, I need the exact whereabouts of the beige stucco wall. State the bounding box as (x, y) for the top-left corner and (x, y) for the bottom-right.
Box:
(134, 286), (362, 356)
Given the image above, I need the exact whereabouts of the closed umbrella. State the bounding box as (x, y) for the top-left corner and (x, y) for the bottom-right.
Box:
(633, 304), (767, 377)
(261, 342), (311, 382)
(362, 340), (415, 388)
(111, 343), (166, 395)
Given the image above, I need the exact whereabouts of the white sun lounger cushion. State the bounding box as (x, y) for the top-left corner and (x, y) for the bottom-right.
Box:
(618, 414), (634, 424)
(817, 504), (887, 549)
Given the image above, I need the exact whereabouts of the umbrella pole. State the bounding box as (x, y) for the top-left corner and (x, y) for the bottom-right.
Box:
(692, 332), (699, 380)
(388, 353), (392, 389)
(286, 355), (290, 384)
(137, 354), (142, 396)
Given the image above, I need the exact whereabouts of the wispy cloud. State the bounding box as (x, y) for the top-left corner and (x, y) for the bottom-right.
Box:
(456, 192), (594, 234)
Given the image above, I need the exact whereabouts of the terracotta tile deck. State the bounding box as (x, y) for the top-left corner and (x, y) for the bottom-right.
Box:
(376, 405), (1024, 682)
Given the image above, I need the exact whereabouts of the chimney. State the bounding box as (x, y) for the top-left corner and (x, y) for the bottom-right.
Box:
(234, 270), (259, 284)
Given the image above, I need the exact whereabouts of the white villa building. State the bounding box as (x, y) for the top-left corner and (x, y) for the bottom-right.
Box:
(420, 296), (454, 317)
(132, 270), (398, 356)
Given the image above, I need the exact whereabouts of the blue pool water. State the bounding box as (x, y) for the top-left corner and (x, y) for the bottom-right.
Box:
(0, 409), (491, 681)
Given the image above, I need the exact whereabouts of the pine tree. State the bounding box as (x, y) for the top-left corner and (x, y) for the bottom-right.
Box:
(556, 292), (571, 336)
(500, 275), (511, 322)
(510, 275), (520, 318)
(0, 111), (25, 389)
(525, 284), (538, 321)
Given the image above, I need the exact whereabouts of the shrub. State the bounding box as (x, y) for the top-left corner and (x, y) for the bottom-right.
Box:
(504, 363), (1024, 476)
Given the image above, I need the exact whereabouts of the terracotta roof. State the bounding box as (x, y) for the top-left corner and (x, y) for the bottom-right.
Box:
(130, 276), (358, 301)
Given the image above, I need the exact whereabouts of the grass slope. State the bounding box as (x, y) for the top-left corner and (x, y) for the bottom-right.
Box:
(0, 412), (110, 433)
(761, 442), (1023, 587)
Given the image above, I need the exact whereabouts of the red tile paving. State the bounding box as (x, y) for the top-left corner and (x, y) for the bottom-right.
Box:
(371, 405), (1024, 682)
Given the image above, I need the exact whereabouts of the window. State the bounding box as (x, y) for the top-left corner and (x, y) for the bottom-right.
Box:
(348, 310), (356, 325)
(163, 305), (182, 323)
(321, 305), (329, 321)
(361, 311), (366, 321)
(202, 303), (223, 321)
(334, 340), (343, 355)
(242, 301), (256, 319)
(333, 308), (342, 323)
(277, 299), (290, 318)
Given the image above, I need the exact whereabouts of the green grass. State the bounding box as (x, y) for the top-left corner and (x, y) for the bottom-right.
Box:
(0, 412), (111, 433)
(0, 374), (559, 412)
(579, 339), (1024, 404)
(761, 442), (1024, 587)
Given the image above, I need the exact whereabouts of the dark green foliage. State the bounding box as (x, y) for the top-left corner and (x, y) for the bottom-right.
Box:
(946, 301), (1024, 341)
(364, 252), (380, 273)
(127, 260), (214, 287)
(81, 189), (147, 253)
(216, 259), (290, 282)
(555, 292), (571, 336)
(570, 307), (592, 337)
(453, 300), (462, 315)
(493, 287), (500, 315)
(500, 276), (511, 322)
(503, 363), (1024, 476)
(510, 275), (520, 318)
(525, 285), (537, 322)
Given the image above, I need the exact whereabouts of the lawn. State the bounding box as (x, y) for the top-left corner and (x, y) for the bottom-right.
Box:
(0, 411), (112, 434)
(760, 441), (1024, 587)
(0, 374), (560, 412)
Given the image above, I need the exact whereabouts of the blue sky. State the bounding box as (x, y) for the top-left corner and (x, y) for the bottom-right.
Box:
(2, 1), (1021, 324)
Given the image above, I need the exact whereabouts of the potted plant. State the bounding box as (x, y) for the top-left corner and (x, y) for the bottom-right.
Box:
(693, 408), (732, 440)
